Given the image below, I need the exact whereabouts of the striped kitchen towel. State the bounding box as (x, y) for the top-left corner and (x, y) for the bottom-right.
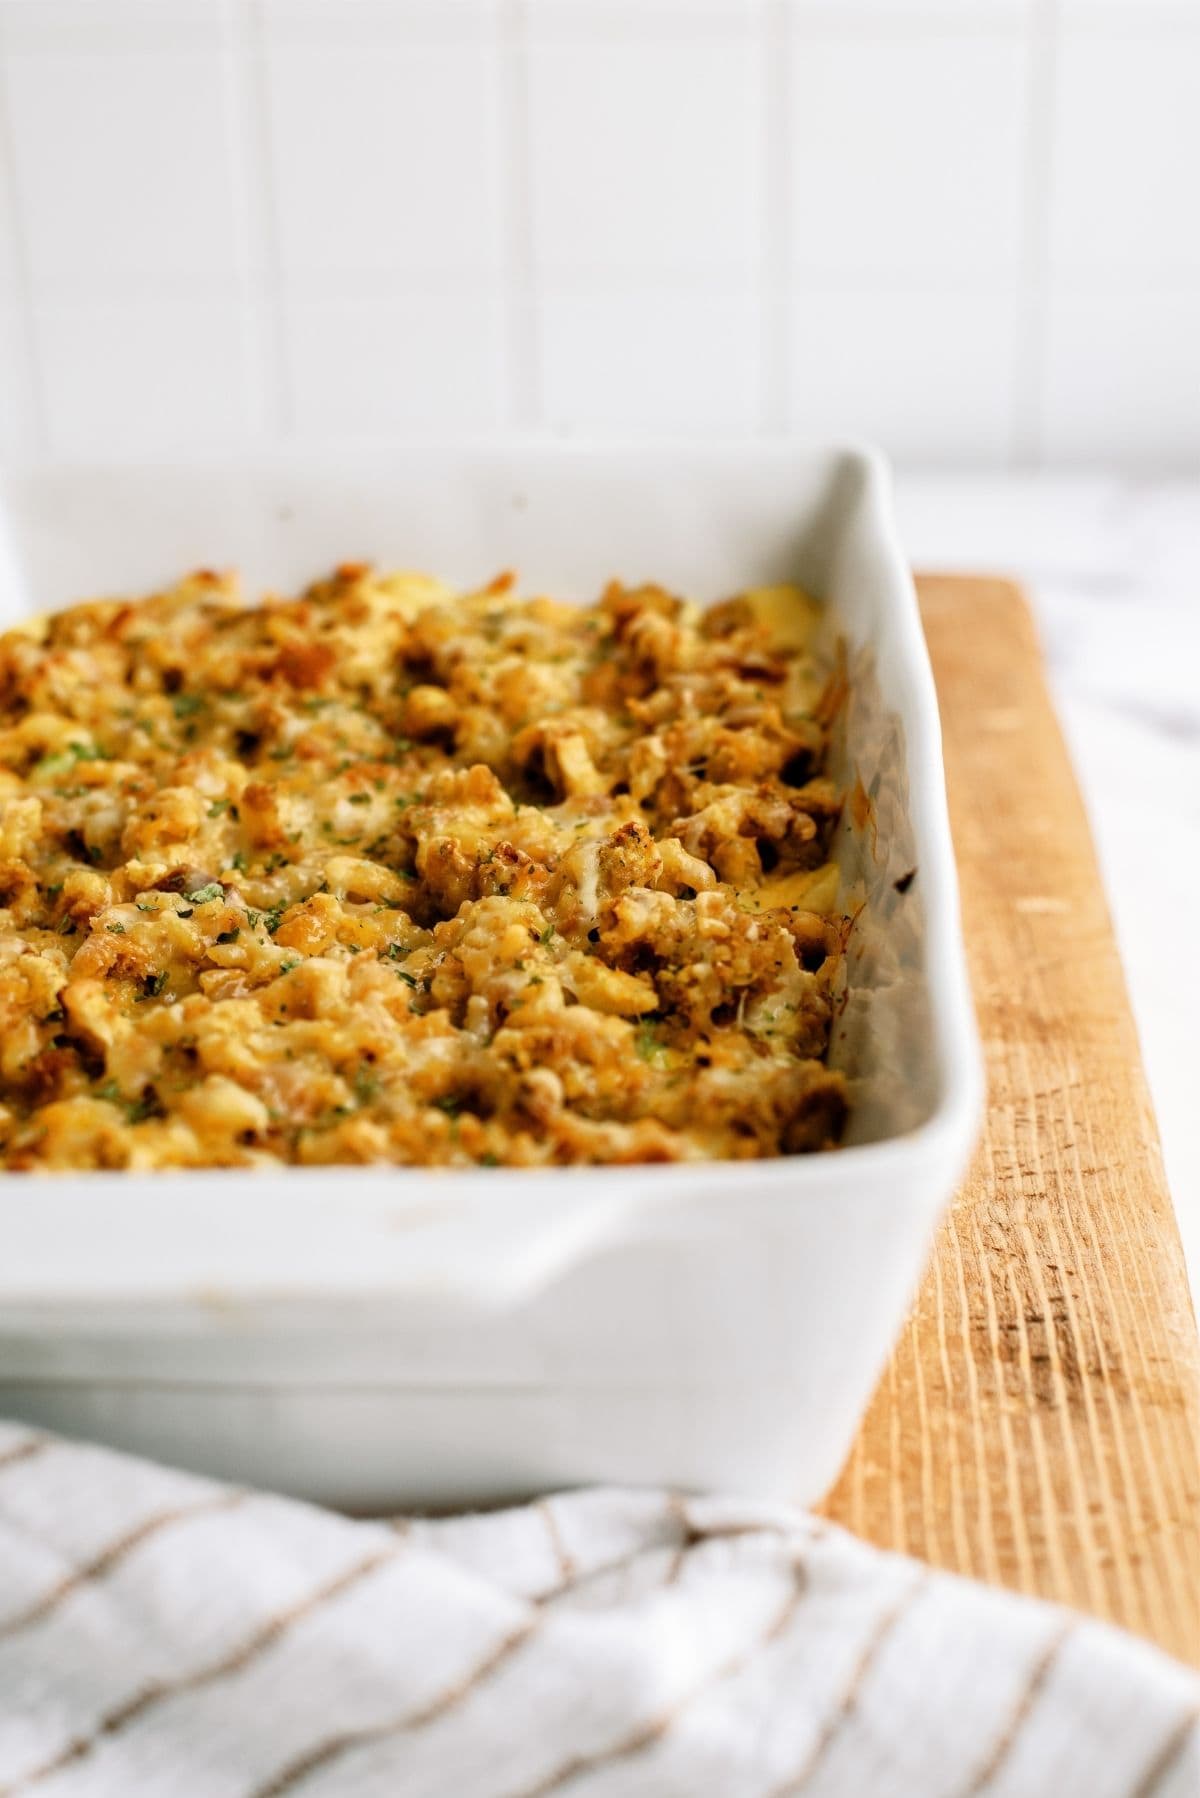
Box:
(0, 1421), (1195, 1798)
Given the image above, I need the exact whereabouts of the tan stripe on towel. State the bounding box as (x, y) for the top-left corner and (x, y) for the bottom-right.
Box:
(538, 1499), (577, 1588)
(662, 1492), (697, 1586)
(3, 1541), (405, 1796)
(1130, 1702), (1200, 1798)
(514, 1560), (811, 1798)
(249, 1613), (543, 1798)
(0, 1437), (49, 1475)
(768, 1572), (927, 1796)
(0, 1489), (245, 1642)
(960, 1621), (1073, 1795)
(532, 1491), (691, 1607)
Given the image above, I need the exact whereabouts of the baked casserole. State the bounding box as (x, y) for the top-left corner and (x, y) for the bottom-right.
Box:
(0, 568), (847, 1169)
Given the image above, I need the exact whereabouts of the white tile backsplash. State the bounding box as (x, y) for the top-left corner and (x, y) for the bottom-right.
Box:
(528, 1), (760, 34)
(1041, 289), (1200, 466)
(284, 294), (503, 435)
(33, 301), (252, 453)
(261, 0), (499, 41)
(788, 28), (1030, 276)
(0, 92), (21, 299)
(790, 3), (1033, 18)
(264, 39), (501, 279)
(527, 34), (761, 276)
(1, 2), (227, 54)
(787, 287), (1020, 462)
(0, 0), (1196, 469)
(3, 47), (241, 290)
(1050, 23), (1200, 278)
(539, 287), (761, 433)
(0, 302), (35, 452)
(1057, 2), (1200, 22)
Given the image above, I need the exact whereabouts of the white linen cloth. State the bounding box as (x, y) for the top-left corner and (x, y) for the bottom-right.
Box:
(0, 1421), (1195, 1798)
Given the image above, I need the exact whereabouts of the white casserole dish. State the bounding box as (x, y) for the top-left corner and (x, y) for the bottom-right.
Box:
(0, 445), (981, 1508)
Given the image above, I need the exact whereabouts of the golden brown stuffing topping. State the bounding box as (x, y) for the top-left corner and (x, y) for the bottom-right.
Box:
(0, 568), (846, 1169)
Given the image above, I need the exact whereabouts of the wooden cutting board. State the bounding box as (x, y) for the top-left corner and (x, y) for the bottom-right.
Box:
(819, 575), (1200, 1669)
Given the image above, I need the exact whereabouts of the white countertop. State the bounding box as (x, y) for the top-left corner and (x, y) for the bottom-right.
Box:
(896, 475), (1200, 1296)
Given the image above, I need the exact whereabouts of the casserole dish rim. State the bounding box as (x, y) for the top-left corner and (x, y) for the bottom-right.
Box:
(0, 439), (983, 1319)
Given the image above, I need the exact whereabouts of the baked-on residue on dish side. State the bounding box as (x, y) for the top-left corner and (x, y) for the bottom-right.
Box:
(0, 567), (847, 1169)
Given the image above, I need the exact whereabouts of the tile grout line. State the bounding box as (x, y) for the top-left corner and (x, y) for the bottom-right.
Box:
(1012, 0), (1059, 470)
(0, 17), (49, 454)
(226, 0), (291, 440)
(498, 0), (539, 433)
(761, 0), (791, 435)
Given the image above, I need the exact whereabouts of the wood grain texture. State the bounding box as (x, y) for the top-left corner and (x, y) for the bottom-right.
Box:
(820, 575), (1200, 1667)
